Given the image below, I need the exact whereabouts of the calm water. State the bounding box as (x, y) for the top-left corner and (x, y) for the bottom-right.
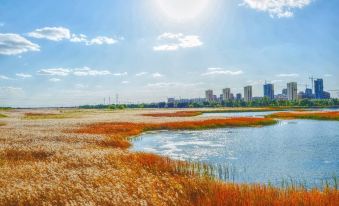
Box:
(132, 111), (339, 187)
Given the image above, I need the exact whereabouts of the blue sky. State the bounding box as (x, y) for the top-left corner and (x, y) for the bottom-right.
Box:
(0, 0), (338, 107)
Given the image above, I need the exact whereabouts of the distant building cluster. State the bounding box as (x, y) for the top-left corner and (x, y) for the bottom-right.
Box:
(168, 78), (332, 104)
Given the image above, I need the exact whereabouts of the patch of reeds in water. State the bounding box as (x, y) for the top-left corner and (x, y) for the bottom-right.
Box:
(267, 111), (339, 121)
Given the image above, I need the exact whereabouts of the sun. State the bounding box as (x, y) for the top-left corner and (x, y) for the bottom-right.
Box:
(154, 0), (209, 22)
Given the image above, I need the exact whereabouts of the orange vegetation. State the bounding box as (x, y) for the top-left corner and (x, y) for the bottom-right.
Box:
(142, 111), (203, 117)
(268, 111), (339, 121)
(73, 117), (277, 149)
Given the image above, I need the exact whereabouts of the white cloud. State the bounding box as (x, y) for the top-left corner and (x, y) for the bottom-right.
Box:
(28, 26), (119, 46)
(276, 73), (299, 77)
(73, 67), (112, 76)
(135, 72), (148, 76)
(16, 73), (32, 78)
(38, 68), (71, 76)
(0, 33), (40, 55)
(37, 67), (127, 78)
(202, 68), (244, 76)
(241, 0), (312, 18)
(121, 81), (129, 84)
(0, 75), (11, 80)
(153, 44), (179, 51)
(28, 27), (71, 41)
(152, 72), (164, 78)
(87, 36), (117, 45)
(112, 72), (128, 76)
(70, 34), (87, 43)
(49, 78), (61, 82)
(324, 74), (332, 77)
(153, 32), (203, 51)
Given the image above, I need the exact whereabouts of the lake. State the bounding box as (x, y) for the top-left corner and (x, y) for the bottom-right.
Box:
(132, 111), (339, 188)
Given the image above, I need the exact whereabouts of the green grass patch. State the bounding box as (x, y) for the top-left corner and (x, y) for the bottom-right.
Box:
(0, 114), (7, 118)
(23, 110), (87, 120)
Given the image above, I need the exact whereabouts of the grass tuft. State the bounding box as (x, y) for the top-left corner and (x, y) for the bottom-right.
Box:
(1, 148), (54, 161)
(0, 113), (7, 118)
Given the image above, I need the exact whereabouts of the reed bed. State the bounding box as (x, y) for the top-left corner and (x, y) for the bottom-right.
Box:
(73, 117), (277, 149)
(267, 111), (339, 121)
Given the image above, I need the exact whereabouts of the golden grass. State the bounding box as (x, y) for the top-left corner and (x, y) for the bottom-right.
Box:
(142, 111), (203, 117)
(0, 122), (5, 126)
(268, 111), (339, 121)
(1, 148), (54, 162)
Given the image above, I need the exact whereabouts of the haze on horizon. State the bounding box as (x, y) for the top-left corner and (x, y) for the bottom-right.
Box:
(0, 0), (338, 107)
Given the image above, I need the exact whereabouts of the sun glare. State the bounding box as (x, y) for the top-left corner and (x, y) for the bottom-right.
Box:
(154, 0), (209, 22)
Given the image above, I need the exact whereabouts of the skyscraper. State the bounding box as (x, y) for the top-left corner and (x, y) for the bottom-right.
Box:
(287, 82), (298, 100)
(222, 88), (231, 100)
(314, 79), (324, 99)
(205, 89), (214, 101)
(244, 86), (252, 102)
(236, 93), (242, 100)
(263, 83), (274, 100)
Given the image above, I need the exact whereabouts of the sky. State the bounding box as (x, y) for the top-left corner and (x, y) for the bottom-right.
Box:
(0, 0), (338, 107)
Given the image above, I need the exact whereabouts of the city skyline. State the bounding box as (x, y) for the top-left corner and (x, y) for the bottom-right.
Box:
(1, 0), (338, 107)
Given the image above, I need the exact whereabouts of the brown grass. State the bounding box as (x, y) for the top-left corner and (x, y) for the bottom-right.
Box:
(1, 148), (54, 162)
(267, 111), (339, 121)
(142, 111), (203, 117)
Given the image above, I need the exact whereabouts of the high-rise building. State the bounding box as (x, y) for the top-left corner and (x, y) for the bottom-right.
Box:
(263, 83), (274, 100)
(305, 88), (313, 98)
(314, 79), (324, 99)
(287, 82), (298, 100)
(282, 88), (287, 96)
(323, 91), (331, 99)
(205, 89), (214, 101)
(244, 86), (252, 102)
(236, 93), (242, 100)
(222, 88), (231, 100)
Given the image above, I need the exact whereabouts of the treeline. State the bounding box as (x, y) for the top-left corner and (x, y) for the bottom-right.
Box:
(79, 98), (339, 109)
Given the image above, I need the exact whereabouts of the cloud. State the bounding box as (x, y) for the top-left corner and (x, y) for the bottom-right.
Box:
(153, 32), (203, 51)
(324, 74), (332, 77)
(0, 75), (11, 80)
(121, 81), (129, 84)
(49, 78), (61, 82)
(28, 27), (71, 41)
(28, 26), (119, 45)
(16, 73), (32, 78)
(241, 0), (312, 18)
(73, 67), (112, 76)
(276, 73), (299, 77)
(202, 68), (244, 76)
(135, 72), (148, 76)
(0, 33), (40, 55)
(37, 67), (126, 78)
(152, 72), (164, 78)
(112, 72), (128, 76)
(87, 36), (117, 45)
(38, 68), (71, 76)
